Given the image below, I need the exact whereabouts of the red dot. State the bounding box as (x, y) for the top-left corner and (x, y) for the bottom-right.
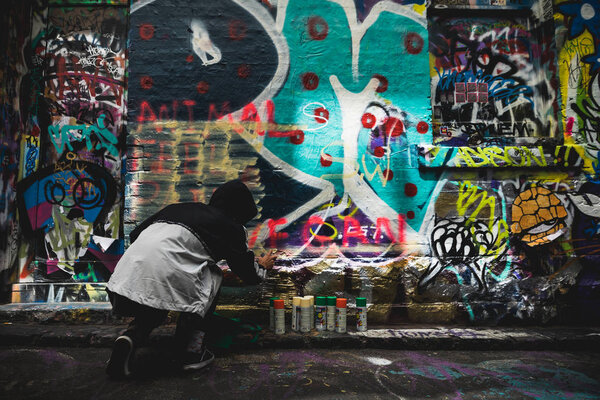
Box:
(186, 54), (194, 63)
(383, 117), (404, 137)
(404, 32), (424, 54)
(417, 121), (429, 134)
(307, 16), (328, 40)
(237, 64), (251, 79)
(290, 130), (304, 144)
(229, 20), (247, 40)
(140, 76), (153, 89)
(404, 183), (418, 197)
(373, 74), (388, 93)
(321, 153), (333, 167)
(196, 81), (209, 94)
(361, 113), (376, 129)
(314, 107), (329, 123)
(374, 147), (385, 157)
(383, 169), (393, 181)
(301, 72), (319, 90)
(139, 24), (155, 40)
(407, 211), (415, 219)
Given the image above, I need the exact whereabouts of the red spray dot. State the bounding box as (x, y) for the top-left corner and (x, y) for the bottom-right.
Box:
(290, 130), (305, 144)
(383, 169), (393, 181)
(321, 153), (333, 167)
(314, 107), (329, 123)
(140, 76), (153, 90)
(196, 81), (209, 94)
(417, 121), (429, 134)
(301, 72), (319, 90)
(229, 20), (247, 40)
(374, 147), (385, 158)
(362, 113), (376, 129)
(404, 32), (424, 54)
(139, 24), (155, 40)
(237, 64), (251, 79)
(307, 16), (328, 40)
(383, 117), (404, 137)
(404, 183), (418, 197)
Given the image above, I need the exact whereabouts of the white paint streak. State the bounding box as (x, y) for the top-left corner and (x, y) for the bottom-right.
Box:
(327, 0), (426, 80)
(365, 356), (393, 366)
(330, 75), (418, 242)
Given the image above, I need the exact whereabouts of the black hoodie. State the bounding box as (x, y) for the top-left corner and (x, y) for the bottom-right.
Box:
(129, 180), (262, 285)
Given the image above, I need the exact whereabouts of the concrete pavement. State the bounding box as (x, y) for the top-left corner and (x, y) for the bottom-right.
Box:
(1, 347), (600, 399)
(1, 303), (599, 351)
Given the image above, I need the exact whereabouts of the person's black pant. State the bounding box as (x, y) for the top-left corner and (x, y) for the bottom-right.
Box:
(107, 289), (219, 352)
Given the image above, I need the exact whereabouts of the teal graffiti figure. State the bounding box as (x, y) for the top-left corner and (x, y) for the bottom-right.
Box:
(47, 113), (118, 157)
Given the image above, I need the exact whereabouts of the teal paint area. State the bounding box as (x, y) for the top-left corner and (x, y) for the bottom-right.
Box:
(270, 0), (435, 231)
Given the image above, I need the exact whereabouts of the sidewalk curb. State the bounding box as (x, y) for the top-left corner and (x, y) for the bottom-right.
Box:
(2, 322), (599, 351)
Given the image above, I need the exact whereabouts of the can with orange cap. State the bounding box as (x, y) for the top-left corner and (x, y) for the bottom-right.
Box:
(335, 298), (347, 333)
(273, 299), (285, 335)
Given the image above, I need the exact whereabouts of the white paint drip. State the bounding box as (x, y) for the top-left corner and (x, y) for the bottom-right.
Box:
(190, 18), (222, 66)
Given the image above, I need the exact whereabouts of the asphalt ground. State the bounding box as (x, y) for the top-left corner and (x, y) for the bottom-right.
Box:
(1, 347), (599, 400)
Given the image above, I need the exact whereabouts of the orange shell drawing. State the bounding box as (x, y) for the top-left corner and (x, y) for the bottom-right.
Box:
(511, 187), (567, 246)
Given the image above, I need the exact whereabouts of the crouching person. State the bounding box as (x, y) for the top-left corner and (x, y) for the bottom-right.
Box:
(105, 180), (278, 378)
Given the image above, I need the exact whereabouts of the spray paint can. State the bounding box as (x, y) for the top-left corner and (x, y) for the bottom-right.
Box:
(315, 296), (327, 331)
(292, 296), (302, 332)
(269, 297), (279, 331)
(356, 297), (367, 332)
(326, 296), (336, 331)
(273, 299), (285, 335)
(300, 297), (312, 333)
(335, 298), (347, 333)
(304, 295), (315, 330)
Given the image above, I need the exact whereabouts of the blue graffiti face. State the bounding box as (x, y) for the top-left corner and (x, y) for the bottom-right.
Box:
(16, 160), (116, 235)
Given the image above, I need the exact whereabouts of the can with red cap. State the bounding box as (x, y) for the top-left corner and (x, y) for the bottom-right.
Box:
(335, 298), (347, 333)
(273, 299), (285, 335)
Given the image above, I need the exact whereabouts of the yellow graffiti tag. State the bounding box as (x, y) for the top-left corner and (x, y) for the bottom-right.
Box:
(456, 146), (547, 168)
(457, 181), (509, 256)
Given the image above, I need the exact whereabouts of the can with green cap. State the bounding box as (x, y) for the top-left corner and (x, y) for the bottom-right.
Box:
(269, 297), (279, 331)
(326, 296), (336, 331)
(356, 297), (367, 332)
(315, 296), (327, 331)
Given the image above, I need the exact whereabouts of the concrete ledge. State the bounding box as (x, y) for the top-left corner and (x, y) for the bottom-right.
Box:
(1, 322), (599, 352)
(0, 303), (123, 324)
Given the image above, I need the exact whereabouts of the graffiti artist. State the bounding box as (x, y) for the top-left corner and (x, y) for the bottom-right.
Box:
(105, 180), (278, 378)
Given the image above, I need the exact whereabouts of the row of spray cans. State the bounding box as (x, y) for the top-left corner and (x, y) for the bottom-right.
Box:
(269, 295), (367, 335)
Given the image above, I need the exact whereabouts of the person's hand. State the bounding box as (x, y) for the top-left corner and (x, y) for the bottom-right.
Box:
(257, 249), (279, 270)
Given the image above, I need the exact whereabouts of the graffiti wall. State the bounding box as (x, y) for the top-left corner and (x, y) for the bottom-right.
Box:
(2, 0), (599, 324)
(1, 0), (127, 303)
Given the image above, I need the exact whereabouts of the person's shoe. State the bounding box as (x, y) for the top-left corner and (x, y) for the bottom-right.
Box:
(181, 348), (215, 371)
(106, 335), (135, 378)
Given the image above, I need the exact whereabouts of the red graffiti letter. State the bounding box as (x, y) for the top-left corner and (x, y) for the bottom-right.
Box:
(182, 100), (196, 122)
(302, 215), (331, 246)
(398, 214), (405, 243)
(138, 101), (157, 123)
(374, 217), (396, 243)
(268, 218), (289, 248)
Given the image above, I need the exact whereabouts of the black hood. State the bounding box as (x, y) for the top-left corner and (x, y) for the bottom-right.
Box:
(209, 180), (258, 224)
